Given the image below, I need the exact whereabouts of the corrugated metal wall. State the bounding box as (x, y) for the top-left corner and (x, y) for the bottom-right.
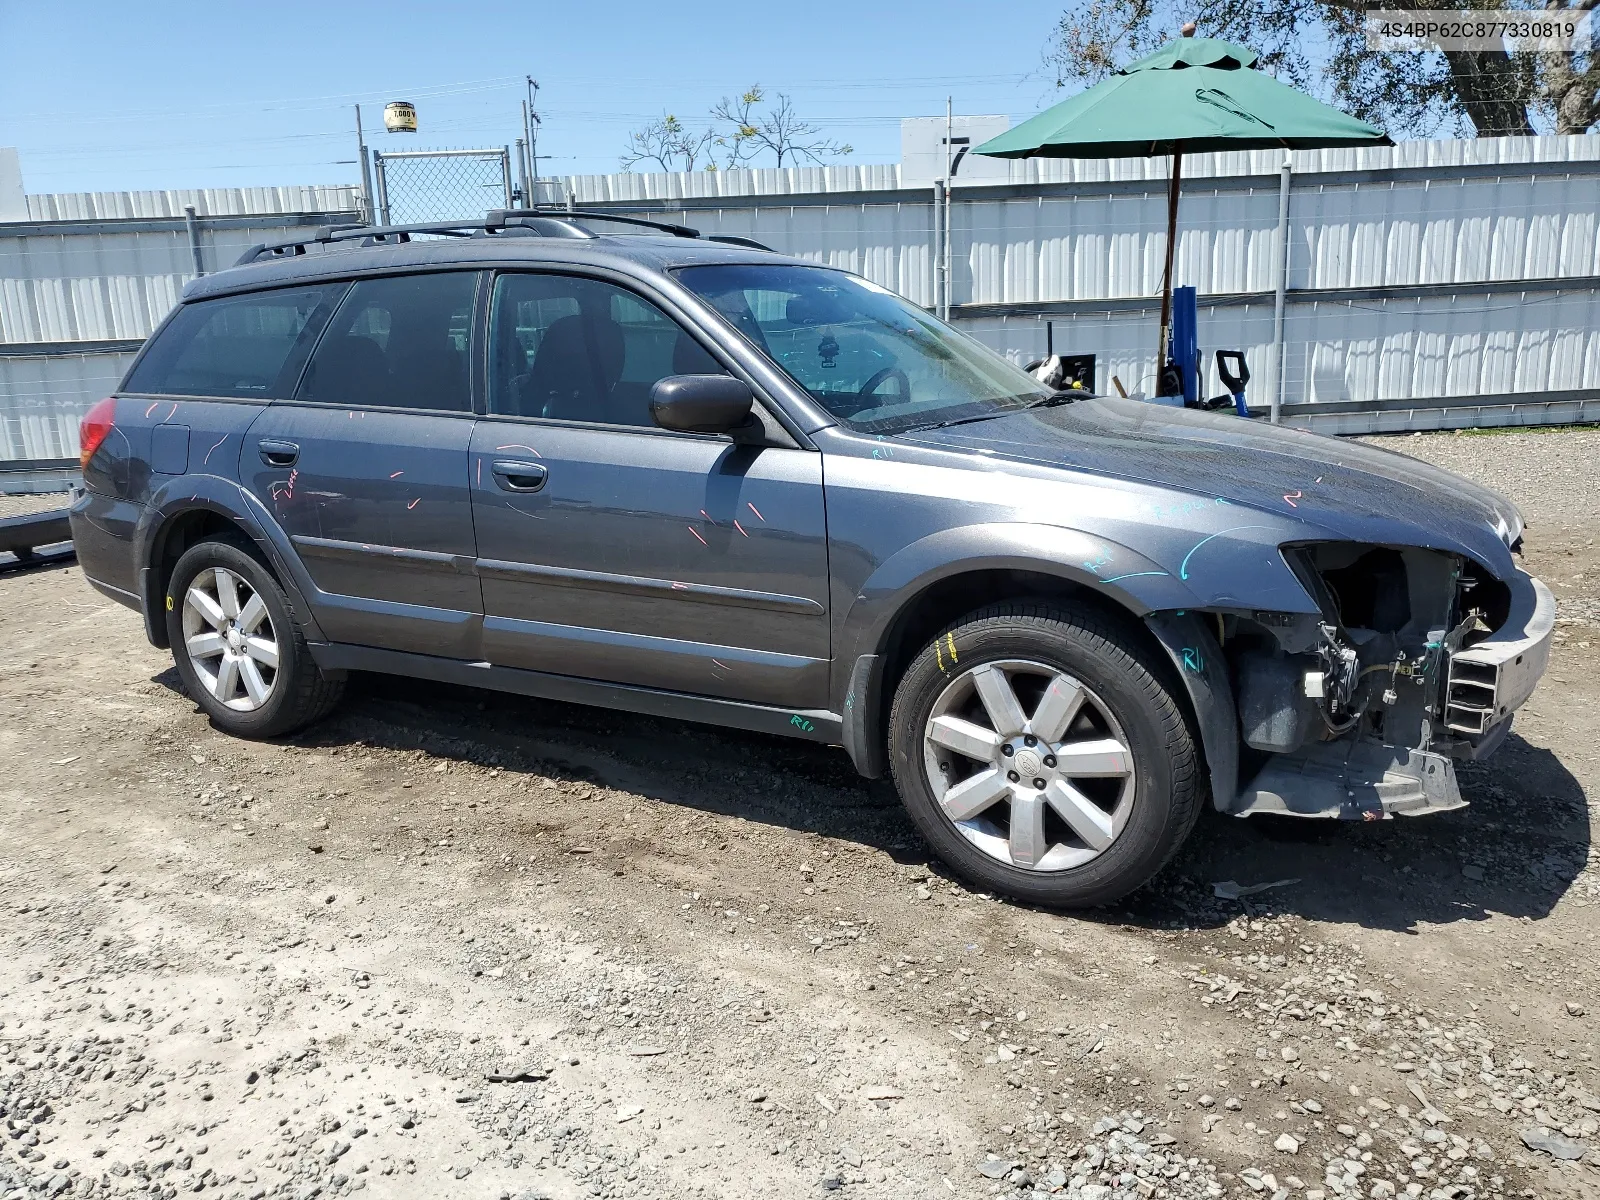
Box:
(1, 185), (358, 465)
(560, 134), (1600, 433)
(5, 137), (1600, 472)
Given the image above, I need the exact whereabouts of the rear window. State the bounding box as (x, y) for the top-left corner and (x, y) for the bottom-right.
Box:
(123, 285), (341, 399)
(296, 272), (478, 412)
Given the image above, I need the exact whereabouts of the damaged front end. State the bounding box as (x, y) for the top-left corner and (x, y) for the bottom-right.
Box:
(1213, 543), (1552, 820)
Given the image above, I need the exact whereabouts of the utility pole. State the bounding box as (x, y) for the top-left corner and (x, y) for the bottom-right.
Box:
(934, 98), (947, 321)
(355, 104), (375, 224)
(524, 77), (541, 205)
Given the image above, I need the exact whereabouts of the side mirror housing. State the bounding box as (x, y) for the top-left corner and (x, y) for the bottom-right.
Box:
(650, 374), (756, 436)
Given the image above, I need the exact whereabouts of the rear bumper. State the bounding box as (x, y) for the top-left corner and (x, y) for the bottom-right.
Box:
(68, 488), (144, 612)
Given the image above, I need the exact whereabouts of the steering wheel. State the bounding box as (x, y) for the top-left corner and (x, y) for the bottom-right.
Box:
(857, 367), (910, 406)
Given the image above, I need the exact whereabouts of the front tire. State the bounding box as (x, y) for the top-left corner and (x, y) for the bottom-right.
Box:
(887, 603), (1202, 908)
(165, 536), (343, 738)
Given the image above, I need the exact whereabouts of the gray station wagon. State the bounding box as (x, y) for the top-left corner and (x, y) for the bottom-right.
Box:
(69, 208), (1555, 907)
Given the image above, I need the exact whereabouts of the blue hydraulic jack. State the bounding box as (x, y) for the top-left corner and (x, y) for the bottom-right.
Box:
(1159, 285), (1253, 417)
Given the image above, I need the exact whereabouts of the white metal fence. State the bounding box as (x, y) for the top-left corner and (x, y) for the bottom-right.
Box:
(4, 135), (1598, 479)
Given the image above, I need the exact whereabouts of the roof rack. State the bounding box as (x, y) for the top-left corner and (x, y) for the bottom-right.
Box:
(234, 207), (771, 267)
(486, 207), (700, 238)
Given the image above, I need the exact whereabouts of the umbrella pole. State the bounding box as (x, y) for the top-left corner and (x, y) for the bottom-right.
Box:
(1157, 148), (1183, 388)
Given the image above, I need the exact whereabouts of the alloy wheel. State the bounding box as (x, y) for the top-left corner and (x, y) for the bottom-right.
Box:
(921, 659), (1136, 871)
(181, 566), (280, 712)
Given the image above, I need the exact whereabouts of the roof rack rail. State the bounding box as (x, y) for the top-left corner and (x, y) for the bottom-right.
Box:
(486, 207), (702, 239)
(235, 221), (479, 266)
(707, 234), (773, 251)
(233, 208), (774, 268)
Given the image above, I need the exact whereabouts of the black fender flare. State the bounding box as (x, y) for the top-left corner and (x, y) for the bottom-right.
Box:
(1143, 611), (1239, 812)
(136, 475), (327, 649)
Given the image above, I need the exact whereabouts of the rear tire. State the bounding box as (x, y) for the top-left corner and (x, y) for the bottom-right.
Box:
(164, 536), (343, 738)
(887, 602), (1202, 908)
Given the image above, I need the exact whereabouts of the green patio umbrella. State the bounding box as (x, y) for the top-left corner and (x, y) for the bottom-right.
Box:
(975, 36), (1390, 387)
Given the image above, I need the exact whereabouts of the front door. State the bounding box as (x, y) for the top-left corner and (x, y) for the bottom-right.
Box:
(242, 271), (484, 658)
(469, 270), (830, 707)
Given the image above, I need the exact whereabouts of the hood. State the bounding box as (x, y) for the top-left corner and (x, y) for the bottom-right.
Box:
(896, 396), (1522, 579)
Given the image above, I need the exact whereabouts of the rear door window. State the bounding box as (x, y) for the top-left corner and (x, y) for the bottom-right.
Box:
(122, 285), (342, 399)
(297, 272), (478, 413)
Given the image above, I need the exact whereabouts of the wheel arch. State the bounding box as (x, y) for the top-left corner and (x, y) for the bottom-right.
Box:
(837, 523), (1207, 780)
(137, 477), (325, 650)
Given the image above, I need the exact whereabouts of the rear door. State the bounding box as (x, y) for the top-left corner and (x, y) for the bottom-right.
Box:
(241, 270), (485, 658)
(469, 269), (831, 707)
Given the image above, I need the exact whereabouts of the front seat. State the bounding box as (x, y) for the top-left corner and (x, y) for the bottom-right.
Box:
(522, 313), (624, 421)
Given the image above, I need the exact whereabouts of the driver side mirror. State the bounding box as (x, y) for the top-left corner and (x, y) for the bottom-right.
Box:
(650, 374), (757, 437)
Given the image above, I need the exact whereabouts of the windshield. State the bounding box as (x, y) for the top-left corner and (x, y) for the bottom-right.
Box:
(675, 263), (1049, 434)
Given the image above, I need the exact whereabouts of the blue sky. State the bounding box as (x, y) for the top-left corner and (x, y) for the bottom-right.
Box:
(0, 0), (1074, 194)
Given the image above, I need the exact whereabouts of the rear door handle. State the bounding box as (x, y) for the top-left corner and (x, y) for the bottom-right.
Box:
(491, 460), (547, 492)
(258, 438), (300, 467)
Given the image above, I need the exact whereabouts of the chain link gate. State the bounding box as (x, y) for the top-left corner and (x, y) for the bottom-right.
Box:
(371, 148), (513, 225)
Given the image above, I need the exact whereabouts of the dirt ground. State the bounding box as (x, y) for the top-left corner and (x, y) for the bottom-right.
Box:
(2, 428), (1598, 1200)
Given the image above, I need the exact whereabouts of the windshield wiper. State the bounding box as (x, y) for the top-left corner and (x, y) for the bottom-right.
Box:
(1022, 391), (1082, 409)
(899, 410), (1017, 433)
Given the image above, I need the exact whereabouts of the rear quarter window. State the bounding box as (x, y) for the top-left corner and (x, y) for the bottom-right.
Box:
(122, 285), (342, 399)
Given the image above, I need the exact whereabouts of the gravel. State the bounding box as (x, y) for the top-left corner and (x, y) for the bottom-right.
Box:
(1361, 427), (1600, 532)
(4, 427), (1600, 1198)
(0, 492), (70, 521)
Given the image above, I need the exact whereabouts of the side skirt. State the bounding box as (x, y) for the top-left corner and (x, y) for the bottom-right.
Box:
(308, 642), (843, 745)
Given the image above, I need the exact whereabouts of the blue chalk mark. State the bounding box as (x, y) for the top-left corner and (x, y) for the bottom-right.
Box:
(1178, 525), (1275, 581)
(1100, 570), (1169, 584)
(790, 715), (815, 733)
(1181, 647), (1203, 672)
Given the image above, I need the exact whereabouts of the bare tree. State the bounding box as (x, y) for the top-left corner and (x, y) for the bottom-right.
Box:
(708, 85), (854, 168)
(619, 114), (715, 172)
(709, 88), (765, 169)
(1044, 0), (1595, 138)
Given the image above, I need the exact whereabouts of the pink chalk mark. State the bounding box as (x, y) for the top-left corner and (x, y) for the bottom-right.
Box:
(202, 435), (227, 465)
(1283, 490), (1302, 508)
(733, 519), (749, 538)
(711, 658), (730, 671)
(699, 509), (715, 525)
(687, 526), (708, 547)
(671, 581), (690, 590)
(407, 498), (421, 510)
(746, 502), (765, 522)
(143, 402), (160, 418)
(495, 443), (541, 458)
(165, 402), (178, 422)
(476, 458), (482, 486)
(389, 470), (404, 479)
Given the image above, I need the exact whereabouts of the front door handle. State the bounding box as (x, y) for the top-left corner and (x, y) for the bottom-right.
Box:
(258, 438), (300, 468)
(491, 460), (547, 492)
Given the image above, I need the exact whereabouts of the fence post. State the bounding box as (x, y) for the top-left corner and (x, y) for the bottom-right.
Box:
(515, 138), (529, 207)
(1269, 154), (1293, 424)
(183, 205), (205, 278)
(500, 148), (514, 211)
(373, 153), (392, 226)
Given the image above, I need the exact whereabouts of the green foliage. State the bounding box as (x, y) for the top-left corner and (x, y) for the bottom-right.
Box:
(1044, 0), (1598, 137)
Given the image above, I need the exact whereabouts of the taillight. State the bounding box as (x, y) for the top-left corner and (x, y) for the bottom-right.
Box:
(79, 397), (116, 472)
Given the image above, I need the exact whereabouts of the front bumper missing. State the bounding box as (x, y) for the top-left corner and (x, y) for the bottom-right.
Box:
(1233, 567), (1553, 820)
